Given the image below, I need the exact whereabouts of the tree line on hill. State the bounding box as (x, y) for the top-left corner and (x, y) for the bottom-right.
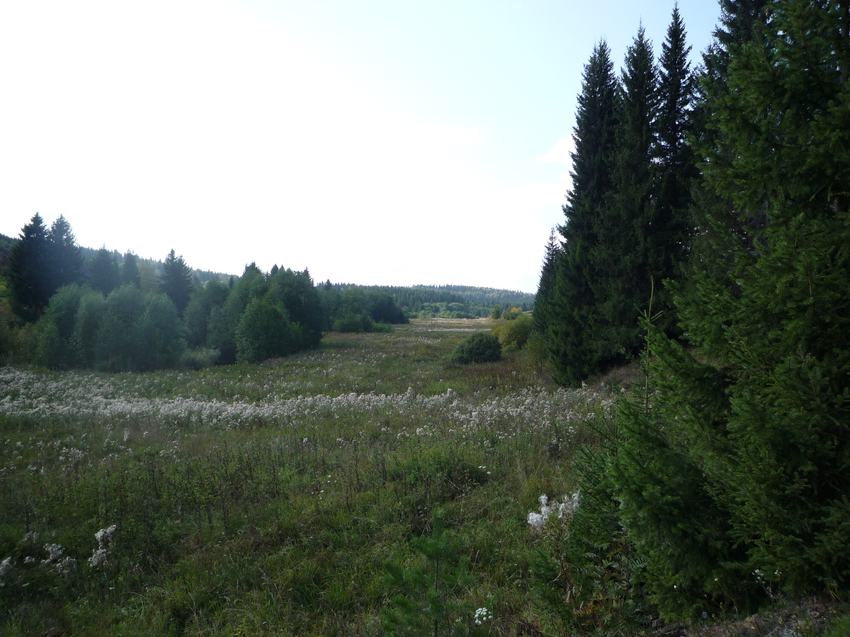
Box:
(530, 0), (850, 627)
(0, 216), (409, 370)
(326, 284), (534, 319)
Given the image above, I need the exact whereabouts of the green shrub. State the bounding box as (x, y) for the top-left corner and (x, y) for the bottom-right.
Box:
(451, 332), (501, 364)
(235, 297), (300, 363)
(333, 313), (373, 333)
(501, 306), (523, 320)
(180, 347), (221, 370)
(493, 314), (533, 353)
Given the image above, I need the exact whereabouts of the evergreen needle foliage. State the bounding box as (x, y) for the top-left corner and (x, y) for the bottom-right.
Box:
(609, 0), (850, 618)
(382, 511), (487, 637)
(450, 332), (502, 364)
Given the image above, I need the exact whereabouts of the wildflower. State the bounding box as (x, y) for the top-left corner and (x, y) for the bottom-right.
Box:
(528, 491), (580, 530)
(89, 524), (116, 571)
(43, 543), (65, 564)
(527, 512), (546, 530)
(94, 524), (117, 548)
(474, 606), (493, 625)
(89, 548), (108, 570)
(0, 557), (12, 585)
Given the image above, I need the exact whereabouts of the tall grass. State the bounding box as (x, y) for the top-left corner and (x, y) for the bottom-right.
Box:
(0, 319), (617, 636)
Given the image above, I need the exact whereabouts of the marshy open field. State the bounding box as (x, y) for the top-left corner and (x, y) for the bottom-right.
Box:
(0, 319), (618, 636)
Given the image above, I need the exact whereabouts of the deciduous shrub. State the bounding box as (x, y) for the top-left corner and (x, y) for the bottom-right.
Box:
(450, 332), (501, 364)
(493, 314), (533, 353)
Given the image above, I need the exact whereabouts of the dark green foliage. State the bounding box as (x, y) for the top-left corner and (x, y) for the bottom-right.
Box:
(381, 512), (485, 637)
(539, 13), (697, 388)
(8, 215), (84, 321)
(531, 443), (646, 634)
(160, 250), (194, 316)
(137, 292), (186, 370)
(235, 298), (298, 363)
(35, 284), (88, 369)
(121, 252), (141, 288)
(8, 214), (52, 320)
(328, 284), (533, 319)
(532, 229), (560, 337)
(73, 288), (107, 368)
(333, 313), (374, 333)
(610, 364), (758, 619)
(451, 333), (501, 364)
(91, 285), (185, 372)
(47, 216), (84, 292)
(325, 285), (405, 332)
(88, 247), (121, 296)
(548, 41), (619, 386)
(592, 27), (659, 365)
(266, 268), (323, 348)
(184, 280), (229, 348)
(366, 290), (407, 324)
(609, 0), (850, 617)
(653, 6), (697, 298)
(94, 285), (144, 372)
(206, 264), (265, 364)
(179, 347), (220, 370)
(493, 314), (533, 353)
(210, 264), (323, 364)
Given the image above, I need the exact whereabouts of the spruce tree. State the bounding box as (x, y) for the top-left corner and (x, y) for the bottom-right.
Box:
(8, 214), (52, 320)
(47, 215), (83, 290)
(653, 5), (697, 294)
(160, 249), (194, 316)
(592, 26), (659, 363)
(88, 248), (121, 296)
(121, 252), (141, 288)
(613, 0), (850, 614)
(549, 41), (619, 386)
(532, 228), (560, 337)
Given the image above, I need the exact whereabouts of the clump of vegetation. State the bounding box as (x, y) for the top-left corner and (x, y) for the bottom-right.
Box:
(492, 313), (533, 353)
(450, 332), (502, 364)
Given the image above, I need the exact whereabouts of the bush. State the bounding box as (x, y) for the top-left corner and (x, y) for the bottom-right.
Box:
(493, 314), (533, 353)
(501, 306), (523, 320)
(333, 313), (373, 333)
(180, 347), (221, 370)
(235, 297), (300, 363)
(451, 332), (501, 364)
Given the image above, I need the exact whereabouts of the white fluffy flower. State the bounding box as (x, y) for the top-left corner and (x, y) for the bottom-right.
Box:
(0, 557), (12, 585)
(88, 548), (109, 570)
(527, 511), (546, 530)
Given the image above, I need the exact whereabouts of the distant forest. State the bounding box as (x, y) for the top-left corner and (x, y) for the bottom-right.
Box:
(327, 283), (534, 318)
(0, 224), (526, 371)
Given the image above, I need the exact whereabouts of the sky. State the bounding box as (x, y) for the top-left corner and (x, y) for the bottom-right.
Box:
(0, 0), (721, 293)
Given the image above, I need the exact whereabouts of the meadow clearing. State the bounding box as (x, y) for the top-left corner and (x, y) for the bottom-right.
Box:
(0, 318), (620, 636)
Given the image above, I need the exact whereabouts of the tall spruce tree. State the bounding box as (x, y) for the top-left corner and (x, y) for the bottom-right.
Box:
(47, 215), (83, 290)
(88, 248), (121, 296)
(653, 5), (697, 293)
(549, 41), (619, 386)
(160, 249), (194, 316)
(612, 0), (850, 616)
(532, 228), (560, 337)
(591, 26), (659, 364)
(8, 214), (52, 320)
(121, 252), (141, 288)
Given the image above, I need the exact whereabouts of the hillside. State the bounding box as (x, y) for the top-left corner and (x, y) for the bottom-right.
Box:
(328, 283), (535, 318)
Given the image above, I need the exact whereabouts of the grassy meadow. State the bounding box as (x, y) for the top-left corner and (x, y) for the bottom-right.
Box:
(0, 318), (621, 636)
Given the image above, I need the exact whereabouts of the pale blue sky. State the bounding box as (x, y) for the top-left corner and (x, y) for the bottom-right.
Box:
(0, 1), (720, 292)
